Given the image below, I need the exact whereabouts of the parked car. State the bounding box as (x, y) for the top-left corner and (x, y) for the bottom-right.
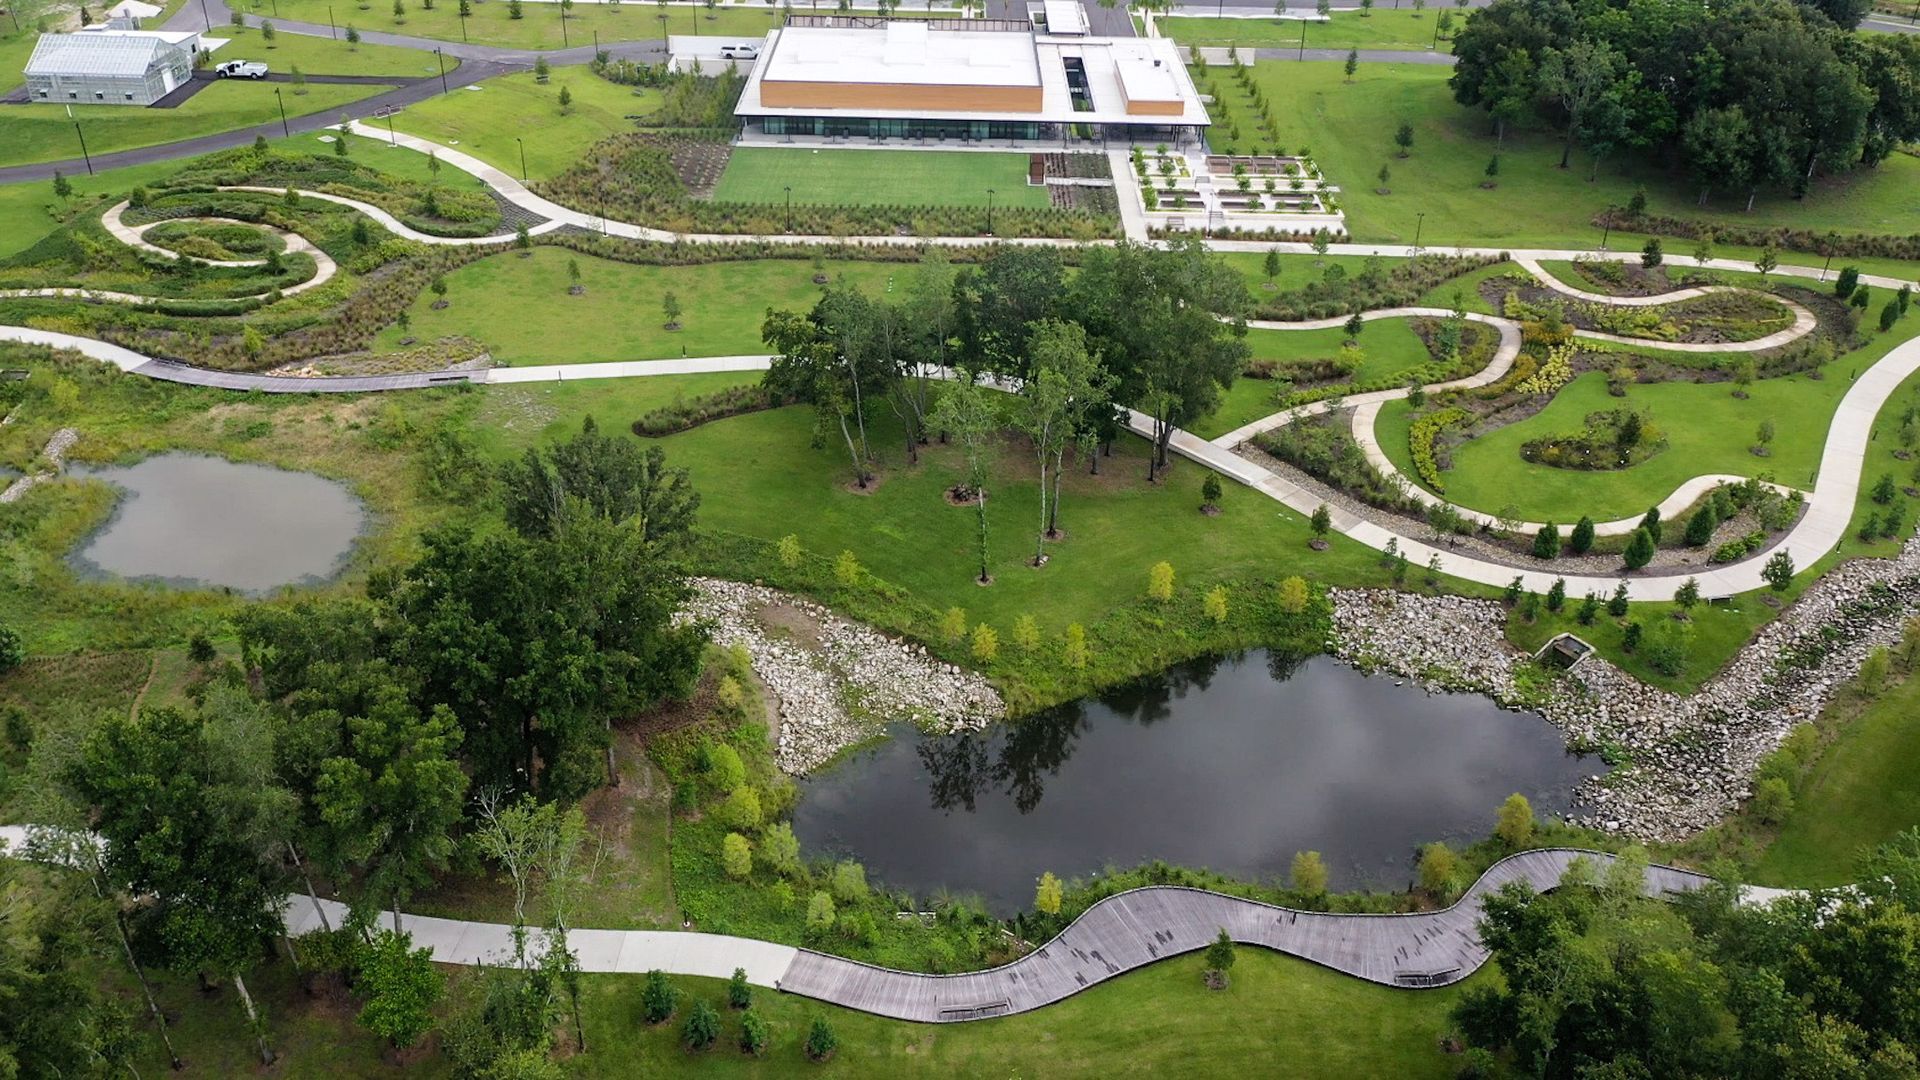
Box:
(718, 42), (760, 60)
(214, 59), (269, 79)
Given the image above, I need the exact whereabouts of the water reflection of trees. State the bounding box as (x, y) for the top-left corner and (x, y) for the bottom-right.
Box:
(919, 701), (1088, 815)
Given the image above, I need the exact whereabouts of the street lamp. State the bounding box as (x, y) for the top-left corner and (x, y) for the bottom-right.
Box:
(1598, 207), (1613, 252)
(986, 187), (995, 234)
(274, 87), (289, 137)
(784, 184), (792, 233)
(327, 4), (337, 38)
(385, 113), (396, 145)
(515, 136), (527, 182)
(72, 120), (94, 175)
(434, 47), (448, 94)
(1431, 12), (1441, 48)
(559, 3), (569, 47)
(459, 5), (467, 40)
(1412, 210), (1425, 254)
(1297, 19), (1306, 61)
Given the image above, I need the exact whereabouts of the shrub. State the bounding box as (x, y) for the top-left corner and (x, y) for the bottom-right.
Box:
(1203, 586), (1230, 623)
(739, 1010), (768, 1056)
(1291, 850), (1328, 894)
(1035, 871), (1063, 915)
(1763, 550), (1795, 591)
(833, 550), (861, 588)
(1641, 619), (1693, 676)
(1533, 523), (1561, 561)
(1568, 516), (1595, 555)
(1062, 623), (1090, 669)
(805, 1016), (838, 1062)
(804, 891), (836, 932)
(1200, 473), (1223, 509)
(705, 743), (745, 792)
(1545, 577), (1567, 612)
(940, 607), (968, 644)
(777, 534), (803, 568)
(720, 786), (762, 831)
(1685, 504), (1719, 547)
(633, 385), (780, 436)
(721, 833), (752, 879)
(758, 821), (800, 877)
(1495, 793), (1534, 847)
(642, 970), (677, 1023)
(970, 623), (999, 663)
(727, 968), (752, 1010)
(1409, 407), (1469, 492)
(1417, 843), (1459, 896)
(1623, 528), (1656, 570)
(1147, 561), (1175, 602)
(1276, 575), (1310, 615)
(1752, 777), (1794, 824)
(829, 860), (868, 903)
(683, 1000), (719, 1051)
(1203, 929), (1236, 981)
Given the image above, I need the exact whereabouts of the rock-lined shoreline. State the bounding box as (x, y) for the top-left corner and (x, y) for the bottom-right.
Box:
(683, 578), (1004, 775)
(0, 426), (78, 504)
(1328, 533), (1920, 841)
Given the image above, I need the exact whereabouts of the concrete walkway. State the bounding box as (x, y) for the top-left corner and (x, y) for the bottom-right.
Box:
(0, 825), (1796, 1020)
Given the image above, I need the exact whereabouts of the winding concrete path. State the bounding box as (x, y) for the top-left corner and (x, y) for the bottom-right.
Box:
(0, 825), (1794, 1020)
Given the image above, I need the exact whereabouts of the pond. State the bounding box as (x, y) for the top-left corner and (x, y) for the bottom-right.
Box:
(793, 651), (1600, 914)
(68, 453), (368, 593)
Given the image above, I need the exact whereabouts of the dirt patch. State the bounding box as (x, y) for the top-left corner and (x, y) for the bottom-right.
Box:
(944, 485), (986, 507)
(665, 137), (732, 198)
(623, 664), (722, 743)
(841, 472), (886, 495)
(754, 602), (825, 651)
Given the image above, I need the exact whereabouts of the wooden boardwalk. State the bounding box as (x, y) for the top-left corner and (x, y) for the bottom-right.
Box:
(777, 849), (1721, 1022)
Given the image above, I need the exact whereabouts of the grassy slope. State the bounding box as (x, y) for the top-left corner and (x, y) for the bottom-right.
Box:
(1162, 9), (1455, 50)
(0, 80), (385, 166)
(209, 19), (455, 77)
(260, 0), (777, 49)
(713, 147), (1053, 210)
(390, 66), (661, 182)
(1243, 61), (1920, 251)
(376, 249), (905, 362)
(1753, 672), (1920, 887)
(129, 949), (1468, 1078)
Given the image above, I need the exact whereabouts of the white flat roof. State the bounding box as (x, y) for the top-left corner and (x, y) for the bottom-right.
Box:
(737, 27), (1209, 127)
(762, 23), (1041, 89)
(1043, 0), (1089, 34)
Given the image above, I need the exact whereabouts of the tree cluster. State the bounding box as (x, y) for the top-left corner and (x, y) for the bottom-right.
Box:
(1457, 831), (1920, 1079)
(1450, 0), (1920, 202)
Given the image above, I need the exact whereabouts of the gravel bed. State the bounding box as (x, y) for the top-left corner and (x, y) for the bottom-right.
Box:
(682, 577), (1003, 775)
(1327, 531), (1920, 841)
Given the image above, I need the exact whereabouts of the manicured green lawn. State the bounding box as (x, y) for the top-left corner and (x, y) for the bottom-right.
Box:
(1162, 10), (1455, 50)
(712, 148), (1052, 210)
(210, 20), (454, 77)
(1240, 61), (1920, 249)
(1217, 249), (1387, 300)
(375, 248), (905, 362)
(129, 946), (1468, 1077)
(0, 80), (387, 166)
(1754, 672), (1920, 888)
(389, 66), (662, 182)
(259, 0), (778, 50)
(1191, 318), (1433, 440)
(1387, 364), (1841, 522)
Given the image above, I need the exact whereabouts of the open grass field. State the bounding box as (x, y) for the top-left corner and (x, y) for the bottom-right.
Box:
(0, 80), (387, 166)
(389, 66), (662, 182)
(206, 19), (458, 77)
(1190, 318), (1433, 440)
(712, 147), (1052, 210)
(123, 945), (1469, 1077)
(252, 0), (779, 50)
(1238, 61), (1920, 250)
(1160, 9), (1456, 50)
(375, 249), (905, 362)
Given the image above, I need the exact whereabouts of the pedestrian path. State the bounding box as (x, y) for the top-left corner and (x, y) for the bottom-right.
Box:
(0, 825), (1799, 1021)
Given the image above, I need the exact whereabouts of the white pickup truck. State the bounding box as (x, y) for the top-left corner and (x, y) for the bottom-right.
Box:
(214, 59), (270, 79)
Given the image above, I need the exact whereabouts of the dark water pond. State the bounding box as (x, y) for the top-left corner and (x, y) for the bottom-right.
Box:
(794, 652), (1600, 914)
(68, 453), (367, 593)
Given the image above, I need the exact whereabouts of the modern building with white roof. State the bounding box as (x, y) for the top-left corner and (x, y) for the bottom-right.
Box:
(733, 15), (1210, 148)
(24, 29), (199, 105)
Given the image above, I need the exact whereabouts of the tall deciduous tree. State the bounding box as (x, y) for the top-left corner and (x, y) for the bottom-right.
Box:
(500, 417), (698, 548)
(930, 373), (999, 584)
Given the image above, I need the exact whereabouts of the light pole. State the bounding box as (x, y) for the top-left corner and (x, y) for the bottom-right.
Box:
(197, 0), (210, 30)
(1431, 12), (1440, 48)
(1598, 208), (1613, 252)
(435, 47), (448, 93)
(516, 136), (527, 181)
(1412, 210), (1425, 254)
(327, 5), (337, 38)
(1297, 19), (1306, 60)
(386, 113), (396, 145)
(73, 120), (94, 175)
(274, 87), (289, 137)
(784, 184), (792, 233)
(986, 187), (995, 234)
(560, 3), (569, 47)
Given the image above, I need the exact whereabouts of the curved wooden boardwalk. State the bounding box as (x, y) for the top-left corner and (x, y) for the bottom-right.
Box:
(778, 849), (1728, 1022)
